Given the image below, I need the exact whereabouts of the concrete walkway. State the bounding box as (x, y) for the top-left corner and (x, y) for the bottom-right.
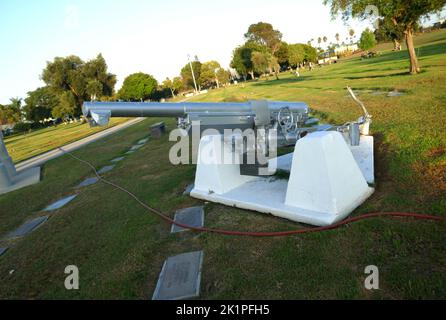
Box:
(16, 118), (145, 171)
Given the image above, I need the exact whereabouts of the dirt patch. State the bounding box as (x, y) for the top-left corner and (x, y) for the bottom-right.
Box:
(412, 160), (446, 199)
(426, 146), (446, 159)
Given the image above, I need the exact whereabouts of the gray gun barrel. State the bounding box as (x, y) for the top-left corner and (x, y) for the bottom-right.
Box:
(82, 101), (310, 127)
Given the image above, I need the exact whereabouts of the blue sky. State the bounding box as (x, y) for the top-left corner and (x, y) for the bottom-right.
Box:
(0, 0), (443, 104)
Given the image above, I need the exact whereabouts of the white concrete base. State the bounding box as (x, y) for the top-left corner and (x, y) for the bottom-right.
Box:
(0, 166), (41, 195)
(190, 132), (374, 226)
(274, 135), (375, 184)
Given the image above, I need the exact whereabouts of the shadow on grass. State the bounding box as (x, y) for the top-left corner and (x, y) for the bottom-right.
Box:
(353, 42), (446, 67)
(251, 76), (308, 87)
(344, 72), (412, 80)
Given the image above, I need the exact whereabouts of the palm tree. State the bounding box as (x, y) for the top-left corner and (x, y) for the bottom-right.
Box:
(8, 97), (22, 122)
(335, 33), (340, 45)
(0, 98), (22, 124)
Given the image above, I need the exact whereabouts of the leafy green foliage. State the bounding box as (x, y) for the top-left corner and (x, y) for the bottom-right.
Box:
(359, 28), (377, 51)
(215, 68), (230, 85)
(199, 61), (221, 88)
(53, 91), (77, 119)
(0, 98), (22, 124)
(251, 51), (270, 75)
(244, 22), (282, 54)
(230, 41), (270, 79)
(303, 44), (318, 63)
(276, 42), (290, 69)
(41, 54), (116, 117)
(162, 77), (183, 97)
(118, 72), (158, 101)
(23, 87), (59, 122)
(180, 60), (202, 90)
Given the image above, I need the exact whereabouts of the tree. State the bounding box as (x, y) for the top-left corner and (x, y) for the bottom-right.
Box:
(162, 77), (183, 98)
(244, 22), (283, 55)
(323, 36), (328, 44)
(162, 78), (175, 98)
(288, 44), (306, 68)
(24, 87), (59, 122)
(230, 41), (269, 80)
(41, 54), (116, 117)
(118, 72), (158, 101)
(335, 33), (340, 44)
(251, 51), (270, 78)
(324, 0), (446, 74)
(276, 42), (290, 69)
(215, 68), (230, 87)
(52, 91), (76, 119)
(230, 46), (249, 80)
(199, 61), (222, 88)
(358, 28), (377, 51)
(303, 44), (318, 63)
(0, 98), (22, 124)
(180, 60), (202, 91)
(172, 77), (183, 94)
(374, 17), (406, 50)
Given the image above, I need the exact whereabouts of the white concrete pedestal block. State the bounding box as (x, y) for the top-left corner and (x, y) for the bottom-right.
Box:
(193, 135), (255, 194)
(191, 132), (374, 226)
(0, 133), (41, 195)
(285, 131), (374, 219)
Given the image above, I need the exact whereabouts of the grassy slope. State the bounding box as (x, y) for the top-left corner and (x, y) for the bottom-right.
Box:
(0, 31), (445, 299)
(4, 118), (130, 164)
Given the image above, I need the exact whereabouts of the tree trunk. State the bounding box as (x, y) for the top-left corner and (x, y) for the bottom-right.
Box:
(404, 28), (420, 74)
(170, 88), (175, 98)
(249, 71), (254, 80)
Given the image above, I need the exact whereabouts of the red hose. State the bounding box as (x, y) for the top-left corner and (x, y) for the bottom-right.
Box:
(63, 148), (446, 238)
(154, 211), (445, 237)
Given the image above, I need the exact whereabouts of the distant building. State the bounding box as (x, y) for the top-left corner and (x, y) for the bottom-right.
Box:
(318, 56), (338, 65)
(334, 44), (359, 55)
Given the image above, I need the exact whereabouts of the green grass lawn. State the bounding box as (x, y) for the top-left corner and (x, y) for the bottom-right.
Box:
(0, 30), (445, 299)
(4, 118), (130, 164)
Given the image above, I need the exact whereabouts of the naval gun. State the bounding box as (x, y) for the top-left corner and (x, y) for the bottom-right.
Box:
(82, 88), (375, 226)
(83, 100), (313, 148)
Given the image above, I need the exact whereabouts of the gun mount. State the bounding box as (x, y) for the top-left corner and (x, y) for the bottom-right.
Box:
(82, 88), (375, 226)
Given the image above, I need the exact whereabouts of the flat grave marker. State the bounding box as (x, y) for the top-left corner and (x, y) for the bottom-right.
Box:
(6, 216), (48, 239)
(171, 206), (204, 233)
(130, 144), (143, 151)
(138, 138), (149, 144)
(0, 247), (8, 256)
(76, 177), (99, 188)
(97, 165), (115, 174)
(152, 251), (203, 300)
(111, 156), (125, 163)
(44, 195), (77, 211)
